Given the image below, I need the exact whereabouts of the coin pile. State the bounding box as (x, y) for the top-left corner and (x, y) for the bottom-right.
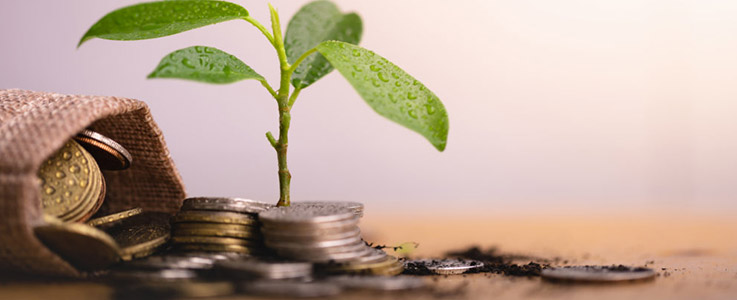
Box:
(169, 197), (273, 255)
(33, 129), (172, 271)
(215, 258), (313, 280)
(93, 200), (433, 298)
(259, 202), (403, 275)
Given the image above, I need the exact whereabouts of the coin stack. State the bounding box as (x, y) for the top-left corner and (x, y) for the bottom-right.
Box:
(258, 202), (403, 275)
(296, 201), (365, 218)
(38, 129), (134, 223)
(169, 197), (273, 255)
(38, 139), (106, 223)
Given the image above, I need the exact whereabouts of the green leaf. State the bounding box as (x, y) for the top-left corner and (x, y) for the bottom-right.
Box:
(316, 41), (449, 151)
(148, 46), (264, 84)
(285, 1), (362, 88)
(78, 0), (249, 46)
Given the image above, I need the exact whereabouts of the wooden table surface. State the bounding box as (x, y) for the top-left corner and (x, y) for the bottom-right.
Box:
(2, 212), (736, 300)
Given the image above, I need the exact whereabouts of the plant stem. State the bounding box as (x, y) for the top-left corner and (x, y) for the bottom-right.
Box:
(288, 87), (302, 108)
(243, 16), (274, 45)
(269, 5), (292, 207)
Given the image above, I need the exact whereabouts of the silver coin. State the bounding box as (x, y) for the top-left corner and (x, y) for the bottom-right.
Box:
(175, 252), (250, 261)
(278, 244), (375, 263)
(181, 197), (273, 214)
(170, 210), (258, 225)
(265, 234), (363, 249)
(119, 255), (216, 270)
(239, 280), (342, 298)
(541, 266), (657, 282)
(407, 259), (484, 275)
(261, 226), (361, 242)
(259, 205), (356, 224)
(328, 275), (427, 291)
(105, 268), (198, 282)
(260, 216), (360, 232)
(74, 129), (133, 170)
(268, 239), (367, 254)
(216, 259), (313, 280)
(327, 248), (388, 266)
(292, 201), (364, 217)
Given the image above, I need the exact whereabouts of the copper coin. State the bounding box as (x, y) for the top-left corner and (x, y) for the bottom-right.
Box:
(74, 129), (132, 170)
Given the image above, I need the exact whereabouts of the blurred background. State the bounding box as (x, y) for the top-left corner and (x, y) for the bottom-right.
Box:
(2, 0), (736, 217)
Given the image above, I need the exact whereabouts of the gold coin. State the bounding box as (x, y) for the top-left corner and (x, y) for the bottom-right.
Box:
(34, 215), (120, 271)
(172, 223), (261, 240)
(76, 176), (106, 223)
(51, 141), (101, 222)
(374, 261), (405, 276)
(173, 243), (265, 254)
(330, 256), (399, 273)
(171, 210), (258, 226)
(171, 236), (258, 246)
(173, 222), (256, 231)
(344, 257), (404, 276)
(61, 169), (104, 223)
(87, 207), (143, 227)
(38, 140), (103, 221)
(106, 213), (170, 261)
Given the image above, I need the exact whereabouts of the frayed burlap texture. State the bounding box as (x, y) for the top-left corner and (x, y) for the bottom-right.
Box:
(0, 89), (186, 277)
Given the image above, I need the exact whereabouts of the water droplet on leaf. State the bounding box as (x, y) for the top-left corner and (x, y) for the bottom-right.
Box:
(425, 104), (436, 114)
(378, 72), (390, 82)
(181, 58), (195, 69)
(371, 78), (381, 87)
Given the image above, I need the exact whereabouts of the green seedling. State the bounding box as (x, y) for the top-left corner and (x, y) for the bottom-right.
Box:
(79, 0), (449, 206)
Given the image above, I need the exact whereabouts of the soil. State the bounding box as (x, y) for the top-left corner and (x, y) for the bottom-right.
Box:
(401, 246), (549, 277)
(445, 246), (548, 277)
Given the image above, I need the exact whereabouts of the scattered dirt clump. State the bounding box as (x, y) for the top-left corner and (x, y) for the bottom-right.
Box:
(445, 246), (549, 277)
(402, 260), (438, 276)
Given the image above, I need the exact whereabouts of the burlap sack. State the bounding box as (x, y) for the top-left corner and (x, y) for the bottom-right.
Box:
(0, 89), (186, 277)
